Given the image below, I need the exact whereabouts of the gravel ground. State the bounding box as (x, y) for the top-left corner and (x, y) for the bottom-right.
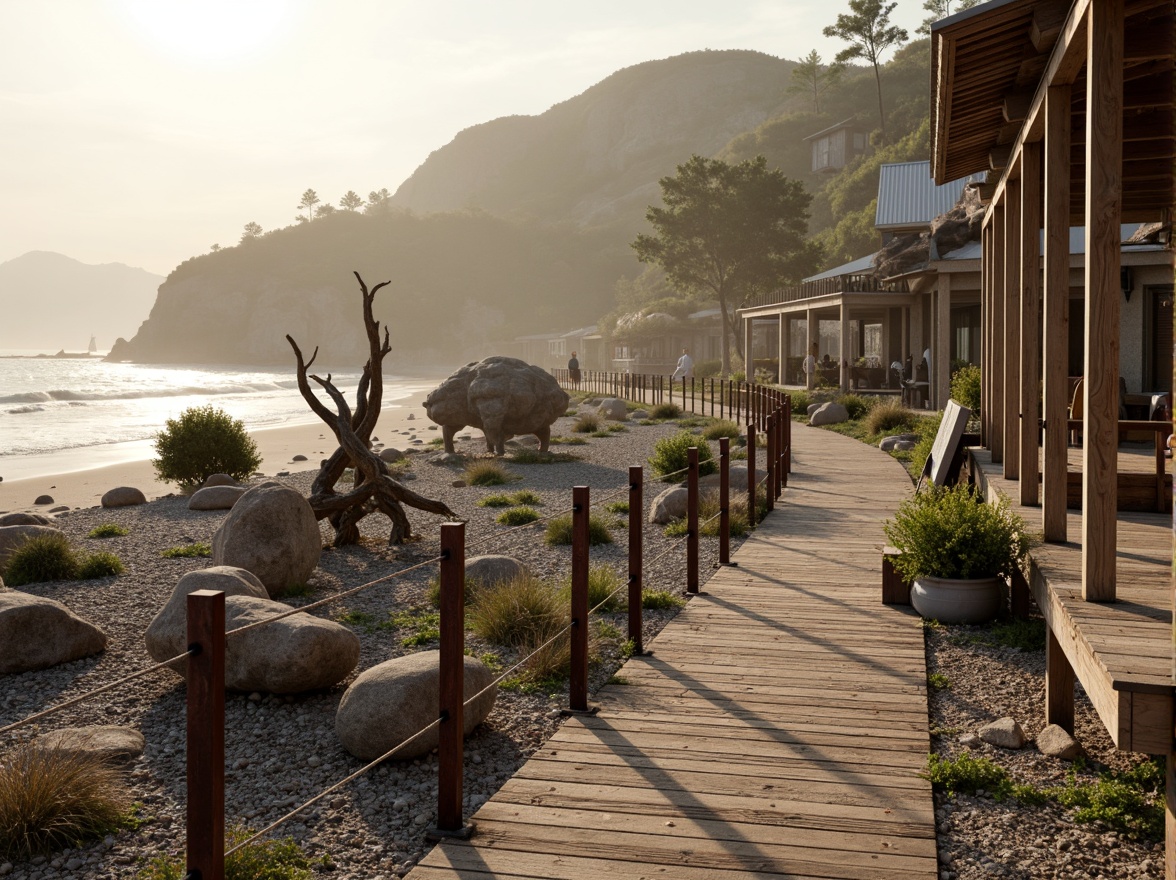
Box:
(0, 405), (1166, 879)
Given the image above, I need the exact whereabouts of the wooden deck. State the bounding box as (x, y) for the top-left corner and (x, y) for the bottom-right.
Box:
(408, 425), (937, 879)
(970, 448), (1173, 755)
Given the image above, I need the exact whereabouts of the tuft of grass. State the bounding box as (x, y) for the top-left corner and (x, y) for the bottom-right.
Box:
(923, 751), (1012, 797)
(76, 552), (125, 580)
(386, 608), (441, 647)
(573, 413), (601, 433)
(953, 618), (1047, 652)
(336, 610), (377, 630)
(605, 500), (629, 515)
(701, 420), (742, 441)
(865, 398), (918, 436)
(927, 672), (951, 690)
(464, 460), (516, 486)
(549, 436), (588, 446)
(510, 490), (542, 506)
(477, 493), (515, 508)
(282, 582), (314, 599)
(561, 565), (626, 612)
(2, 535), (78, 586)
(161, 542), (211, 559)
(87, 523), (128, 539)
(664, 488), (763, 538)
(545, 512), (614, 546)
(642, 589), (685, 610)
(497, 507), (541, 526)
(137, 825), (321, 879)
(650, 403), (681, 419)
(0, 745), (130, 860)
(649, 431), (717, 481)
(1053, 762), (1164, 839)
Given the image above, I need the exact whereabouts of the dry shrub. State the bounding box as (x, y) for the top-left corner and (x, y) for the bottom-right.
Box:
(865, 397), (918, 435)
(463, 460), (516, 486)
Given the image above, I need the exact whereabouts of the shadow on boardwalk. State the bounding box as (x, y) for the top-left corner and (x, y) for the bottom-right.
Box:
(408, 423), (937, 880)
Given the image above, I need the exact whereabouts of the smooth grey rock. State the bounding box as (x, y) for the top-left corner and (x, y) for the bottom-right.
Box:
(336, 651), (497, 760)
(959, 732), (982, 749)
(35, 725), (145, 764)
(429, 453), (464, 466)
(879, 433), (919, 452)
(292, 454), (308, 462)
(1036, 724), (1081, 760)
(0, 591), (107, 674)
(424, 356), (569, 456)
(809, 402), (850, 426)
(893, 440), (917, 451)
(978, 717), (1026, 749)
(188, 485), (246, 511)
(211, 482), (321, 598)
(0, 524), (64, 568)
(378, 447), (405, 463)
(806, 403), (822, 416)
(699, 466), (766, 491)
(33, 495), (54, 505)
(596, 398), (628, 420)
(630, 410), (649, 420)
(0, 513), (53, 526)
(101, 486), (146, 508)
(49, 506), (69, 513)
(465, 555), (529, 589)
(145, 567), (268, 663)
(649, 487), (689, 524)
(201, 474), (240, 489)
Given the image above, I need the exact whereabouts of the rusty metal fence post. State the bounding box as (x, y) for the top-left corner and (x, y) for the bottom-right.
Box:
(719, 437), (732, 565)
(765, 413), (775, 513)
(628, 466), (644, 655)
(569, 485), (590, 712)
(187, 590), (225, 880)
(687, 447), (699, 594)
(433, 522), (472, 838)
(747, 423), (757, 526)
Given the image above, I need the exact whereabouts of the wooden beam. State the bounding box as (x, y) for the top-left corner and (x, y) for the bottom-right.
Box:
(991, 201), (1006, 464)
(1081, 0), (1122, 603)
(990, 143), (1013, 171)
(1002, 91), (1034, 123)
(936, 273), (951, 410)
(1042, 84), (1072, 543)
(1003, 179), (1021, 481)
(1031, 2), (1069, 52)
(1019, 141), (1042, 506)
(980, 218), (991, 447)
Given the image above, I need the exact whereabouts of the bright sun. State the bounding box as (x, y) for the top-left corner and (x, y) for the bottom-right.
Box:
(117, 0), (294, 65)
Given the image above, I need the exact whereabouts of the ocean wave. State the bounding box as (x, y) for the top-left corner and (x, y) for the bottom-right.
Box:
(6, 404), (45, 414)
(0, 381), (333, 405)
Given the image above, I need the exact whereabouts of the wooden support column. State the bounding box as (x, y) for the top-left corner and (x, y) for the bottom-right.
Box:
(1020, 142), (1042, 506)
(981, 220), (991, 447)
(1046, 626), (1075, 732)
(991, 203), (1006, 464)
(743, 317), (754, 377)
(1081, 0), (1122, 602)
(839, 302), (849, 392)
(1043, 84), (1072, 542)
(1003, 178), (1022, 480)
(778, 314), (788, 385)
(936, 275), (951, 410)
(805, 309), (817, 390)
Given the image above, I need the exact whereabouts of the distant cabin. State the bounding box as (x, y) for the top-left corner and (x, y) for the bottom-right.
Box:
(803, 118), (867, 174)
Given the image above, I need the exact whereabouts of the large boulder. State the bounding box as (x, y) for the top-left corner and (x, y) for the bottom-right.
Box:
(0, 591), (107, 674)
(201, 474), (240, 489)
(810, 402), (850, 426)
(145, 569), (358, 693)
(424, 357), (569, 456)
(336, 651), (497, 760)
(101, 487), (146, 508)
(699, 466), (766, 491)
(0, 525), (64, 568)
(188, 485), (246, 511)
(0, 512), (53, 526)
(211, 482), (321, 597)
(465, 555), (529, 589)
(649, 487), (689, 524)
(35, 726), (145, 764)
(378, 447), (405, 463)
(596, 398), (628, 421)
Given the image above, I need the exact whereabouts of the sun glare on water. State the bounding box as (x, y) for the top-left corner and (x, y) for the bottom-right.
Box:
(117, 0), (296, 65)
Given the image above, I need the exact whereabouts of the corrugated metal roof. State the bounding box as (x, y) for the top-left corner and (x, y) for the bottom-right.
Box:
(874, 161), (985, 231)
(803, 252), (878, 283)
(939, 224), (1148, 261)
(802, 117), (862, 142)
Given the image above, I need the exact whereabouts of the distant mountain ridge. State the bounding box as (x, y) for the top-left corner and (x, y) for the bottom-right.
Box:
(392, 50), (797, 229)
(0, 251), (162, 351)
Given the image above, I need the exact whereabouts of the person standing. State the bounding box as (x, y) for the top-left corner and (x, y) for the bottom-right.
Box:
(671, 348), (694, 381)
(568, 351), (581, 388)
(802, 351), (816, 388)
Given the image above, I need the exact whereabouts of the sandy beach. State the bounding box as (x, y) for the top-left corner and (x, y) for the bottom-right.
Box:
(0, 386), (451, 513)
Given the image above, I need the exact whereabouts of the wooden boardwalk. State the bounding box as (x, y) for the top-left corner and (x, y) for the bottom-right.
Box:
(409, 424), (937, 879)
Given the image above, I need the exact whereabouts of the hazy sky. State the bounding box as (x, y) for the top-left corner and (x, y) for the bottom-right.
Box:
(1, 0), (926, 275)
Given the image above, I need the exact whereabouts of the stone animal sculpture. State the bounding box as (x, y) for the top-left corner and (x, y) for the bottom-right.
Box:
(425, 357), (570, 455)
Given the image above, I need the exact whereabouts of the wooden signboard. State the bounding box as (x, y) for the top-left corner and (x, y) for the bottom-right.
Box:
(925, 399), (972, 487)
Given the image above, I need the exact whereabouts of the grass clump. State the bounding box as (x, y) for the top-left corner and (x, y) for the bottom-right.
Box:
(477, 493), (515, 508)
(1053, 761), (1164, 839)
(137, 825), (320, 879)
(865, 398), (918, 436)
(161, 542), (212, 559)
(87, 523), (128, 539)
(464, 460), (516, 486)
(549, 436), (588, 446)
(387, 608), (442, 647)
(573, 413), (601, 433)
(701, 420), (741, 441)
(497, 507), (541, 526)
(0, 745), (130, 860)
(1, 535), (78, 585)
(153, 404), (261, 487)
(642, 589), (685, 610)
(836, 393), (876, 421)
(561, 565), (626, 612)
(77, 552), (125, 580)
(953, 618), (1046, 652)
(650, 402), (681, 420)
(545, 512), (614, 546)
(649, 431), (717, 481)
(923, 751), (1014, 798)
(927, 672), (951, 690)
(605, 500), (629, 515)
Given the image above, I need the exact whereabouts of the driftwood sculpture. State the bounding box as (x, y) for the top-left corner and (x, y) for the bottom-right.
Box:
(287, 272), (455, 545)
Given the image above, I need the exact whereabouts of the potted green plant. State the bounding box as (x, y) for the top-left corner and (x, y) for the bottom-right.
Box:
(883, 484), (1029, 624)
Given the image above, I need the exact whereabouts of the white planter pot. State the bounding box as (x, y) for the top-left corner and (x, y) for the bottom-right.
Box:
(911, 576), (1003, 624)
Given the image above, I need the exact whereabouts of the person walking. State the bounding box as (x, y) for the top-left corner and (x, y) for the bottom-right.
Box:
(671, 348), (694, 381)
(567, 351), (581, 389)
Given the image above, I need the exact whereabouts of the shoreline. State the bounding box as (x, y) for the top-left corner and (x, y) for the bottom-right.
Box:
(0, 385), (447, 513)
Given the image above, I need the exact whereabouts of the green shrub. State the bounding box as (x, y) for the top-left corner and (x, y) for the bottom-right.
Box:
(497, 507), (541, 526)
(951, 364), (982, 414)
(701, 420), (741, 441)
(561, 565), (626, 612)
(152, 405), (261, 487)
(649, 431), (717, 481)
(510, 490), (542, 506)
(464, 460), (515, 486)
(905, 412), (943, 479)
(2, 535), (78, 586)
(477, 493), (515, 508)
(469, 575), (564, 649)
(137, 825), (319, 879)
(545, 512), (614, 546)
(0, 745), (129, 860)
(387, 608), (441, 647)
(1054, 769), (1164, 839)
(650, 402), (681, 420)
(87, 523), (128, 539)
(642, 589), (685, 610)
(865, 398), (918, 435)
(787, 389), (813, 416)
(836, 393), (876, 421)
(573, 413), (601, 433)
(927, 672), (951, 690)
(479, 490), (542, 508)
(77, 552), (125, 580)
(161, 542), (211, 559)
(923, 752), (1011, 797)
(883, 484), (1028, 581)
